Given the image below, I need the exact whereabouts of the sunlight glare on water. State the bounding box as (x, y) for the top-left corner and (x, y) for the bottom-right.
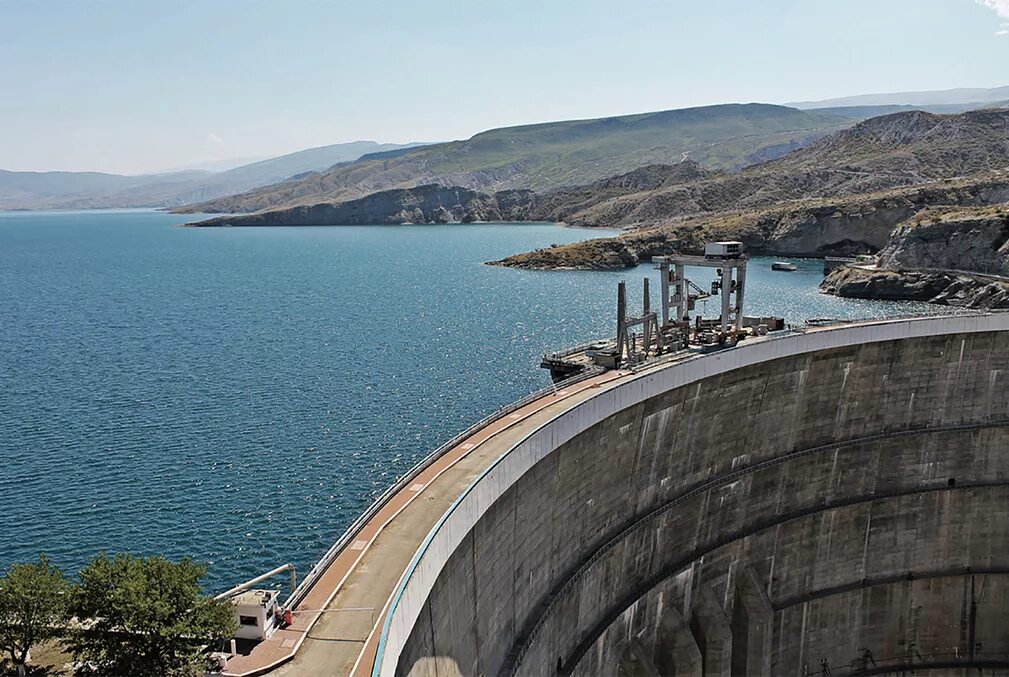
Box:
(0, 210), (951, 590)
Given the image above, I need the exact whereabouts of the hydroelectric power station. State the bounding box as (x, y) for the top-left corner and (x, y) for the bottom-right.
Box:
(218, 243), (1009, 677)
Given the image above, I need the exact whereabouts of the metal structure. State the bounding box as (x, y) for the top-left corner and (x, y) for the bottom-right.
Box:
(214, 563), (297, 602)
(615, 279), (662, 367)
(541, 242), (764, 381)
(654, 240), (747, 346)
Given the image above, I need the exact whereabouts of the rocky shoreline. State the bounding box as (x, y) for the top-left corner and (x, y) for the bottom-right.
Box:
(820, 266), (1009, 308)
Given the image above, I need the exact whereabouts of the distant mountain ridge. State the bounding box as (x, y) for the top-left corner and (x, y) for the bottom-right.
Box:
(790, 84), (1009, 108)
(808, 100), (1009, 119)
(0, 141), (427, 211)
(193, 109), (1009, 232)
(173, 103), (851, 214)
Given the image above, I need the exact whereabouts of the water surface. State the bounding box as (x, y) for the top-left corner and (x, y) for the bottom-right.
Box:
(0, 210), (949, 590)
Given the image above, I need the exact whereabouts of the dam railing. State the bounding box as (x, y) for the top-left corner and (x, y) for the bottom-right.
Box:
(284, 363), (605, 609)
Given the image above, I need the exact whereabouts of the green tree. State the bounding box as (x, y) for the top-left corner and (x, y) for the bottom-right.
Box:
(66, 553), (236, 677)
(0, 554), (69, 677)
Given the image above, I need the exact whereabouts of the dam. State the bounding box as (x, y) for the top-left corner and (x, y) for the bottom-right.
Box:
(218, 251), (1009, 677)
(375, 312), (1009, 677)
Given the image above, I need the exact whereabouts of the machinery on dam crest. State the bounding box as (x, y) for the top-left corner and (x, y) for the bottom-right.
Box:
(542, 241), (784, 381)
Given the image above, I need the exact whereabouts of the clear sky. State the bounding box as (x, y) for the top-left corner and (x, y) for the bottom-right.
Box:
(2, 0), (1008, 174)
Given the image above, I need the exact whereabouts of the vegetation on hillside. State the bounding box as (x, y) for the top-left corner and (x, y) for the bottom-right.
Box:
(189, 109), (1009, 265)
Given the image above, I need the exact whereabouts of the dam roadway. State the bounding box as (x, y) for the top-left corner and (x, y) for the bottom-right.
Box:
(222, 368), (628, 676)
(227, 312), (1009, 676)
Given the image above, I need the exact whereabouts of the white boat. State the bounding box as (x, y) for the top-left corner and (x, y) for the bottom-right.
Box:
(771, 261), (797, 271)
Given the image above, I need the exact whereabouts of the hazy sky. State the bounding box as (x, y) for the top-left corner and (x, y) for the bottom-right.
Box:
(2, 0), (1008, 174)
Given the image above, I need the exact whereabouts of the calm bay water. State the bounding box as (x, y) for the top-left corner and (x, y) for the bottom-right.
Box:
(0, 210), (949, 591)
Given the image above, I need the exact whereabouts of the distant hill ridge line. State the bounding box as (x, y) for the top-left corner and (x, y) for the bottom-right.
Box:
(7, 86), (1009, 213)
(172, 102), (853, 215)
(789, 84), (1009, 108)
(0, 141), (429, 211)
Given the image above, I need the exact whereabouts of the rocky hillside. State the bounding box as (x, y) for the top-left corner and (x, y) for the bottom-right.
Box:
(190, 185), (538, 227)
(877, 205), (1009, 274)
(772, 108), (1009, 180)
(487, 109), (1009, 268)
(174, 104), (847, 214)
(185, 161), (714, 227)
(531, 109), (1009, 231)
(189, 109), (1009, 272)
(491, 174), (1009, 269)
(820, 204), (1009, 309)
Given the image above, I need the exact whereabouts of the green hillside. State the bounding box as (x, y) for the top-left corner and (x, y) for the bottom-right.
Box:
(174, 104), (849, 214)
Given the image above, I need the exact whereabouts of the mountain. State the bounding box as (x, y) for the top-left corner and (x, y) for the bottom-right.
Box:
(173, 104), (850, 214)
(157, 156), (267, 173)
(808, 100), (1009, 119)
(0, 170), (201, 206)
(481, 108), (1009, 268)
(769, 108), (1009, 178)
(188, 162), (716, 228)
(790, 85), (1009, 109)
(190, 185), (538, 227)
(190, 109), (1009, 235)
(205, 141), (428, 189)
(0, 141), (427, 211)
(561, 108), (1009, 228)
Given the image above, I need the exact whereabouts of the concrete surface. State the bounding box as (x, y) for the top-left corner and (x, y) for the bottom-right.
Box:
(376, 314), (1009, 676)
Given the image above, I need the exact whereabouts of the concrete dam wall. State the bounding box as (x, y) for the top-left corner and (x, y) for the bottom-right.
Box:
(374, 314), (1009, 676)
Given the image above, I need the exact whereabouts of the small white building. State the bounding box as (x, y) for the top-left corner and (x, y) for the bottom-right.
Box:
(704, 241), (743, 259)
(230, 589), (280, 641)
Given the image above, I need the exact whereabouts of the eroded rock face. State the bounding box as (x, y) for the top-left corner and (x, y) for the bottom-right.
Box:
(765, 201), (919, 255)
(490, 178), (1009, 270)
(820, 205), (1009, 308)
(820, 266), (1009, 309)
(879, 212), (1009, 275)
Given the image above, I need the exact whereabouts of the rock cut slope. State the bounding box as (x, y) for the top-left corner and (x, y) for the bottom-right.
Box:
(821, 204), (1009, 309)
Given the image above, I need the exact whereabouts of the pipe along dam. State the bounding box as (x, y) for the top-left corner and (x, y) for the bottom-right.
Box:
(219, 244), (1009, 677)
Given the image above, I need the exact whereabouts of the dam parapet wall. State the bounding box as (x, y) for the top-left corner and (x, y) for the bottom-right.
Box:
(375, 312), (1009, 677)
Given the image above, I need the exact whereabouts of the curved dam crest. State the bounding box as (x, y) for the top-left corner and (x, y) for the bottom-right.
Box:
(376, 313), (1009, 677)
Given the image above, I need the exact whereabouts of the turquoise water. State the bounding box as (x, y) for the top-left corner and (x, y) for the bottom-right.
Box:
(0, 210), (948, 591)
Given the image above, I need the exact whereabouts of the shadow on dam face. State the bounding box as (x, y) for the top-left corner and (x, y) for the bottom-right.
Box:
(383, 317), (1009, 677)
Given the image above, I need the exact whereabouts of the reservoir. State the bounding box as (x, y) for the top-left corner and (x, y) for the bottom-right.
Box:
(0, 210), (951, 590)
